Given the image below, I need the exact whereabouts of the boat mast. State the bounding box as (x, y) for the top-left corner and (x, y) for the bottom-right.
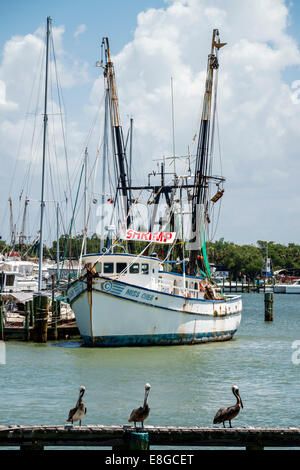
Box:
(19, 197), (29, 254)
(56, 202), (60, 280)
(129, 117), (133, 187)
(8, 197), (15, 252)
(83, 147), (88, 255)
(100, 85), (109, 252)
(38, 16), (51, 291)
(188, 29), (226, 276)
(102, 38), (131, 232)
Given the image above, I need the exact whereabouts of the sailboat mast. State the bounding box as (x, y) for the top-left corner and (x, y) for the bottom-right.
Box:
(20, 197), (29, 253)
(38, 16), (51, 291)
(8, 197), (15, 251)
(56, 202), (60, 280)
(188, 29), (226, 276)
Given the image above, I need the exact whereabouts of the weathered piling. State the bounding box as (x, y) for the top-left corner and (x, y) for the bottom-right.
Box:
(129, 431), (149, 450)
(264, 292), (274, 321)
(29, 299), (34, 327)
(24, 301), (30, 341)
(0, 298), (4, 341)
(33, 294), (49, 343)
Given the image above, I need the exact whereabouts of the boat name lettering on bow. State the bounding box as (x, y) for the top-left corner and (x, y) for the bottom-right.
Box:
(126, 289), (140, 298)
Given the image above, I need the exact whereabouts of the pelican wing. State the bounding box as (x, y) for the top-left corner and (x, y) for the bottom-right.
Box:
(213, 405), (239, 424)
(129, 406), (143, 422)
(128, 405), (150, 423)
(213, 407), (227, 424)
(67, 406), (77, 422)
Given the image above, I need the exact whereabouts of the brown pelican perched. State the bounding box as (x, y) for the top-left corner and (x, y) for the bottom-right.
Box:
(213, 385), (243, 428)
(128, 383), (151, 429)
(67, 386), (87, 426)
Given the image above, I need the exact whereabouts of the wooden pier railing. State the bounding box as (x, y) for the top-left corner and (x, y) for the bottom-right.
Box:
(0, 425), (299, 450)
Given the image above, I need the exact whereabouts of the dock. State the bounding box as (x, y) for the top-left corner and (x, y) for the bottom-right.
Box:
(3, 323), (79, 341)
(0, 425), (299, 450)
(220, 280), (274, 293)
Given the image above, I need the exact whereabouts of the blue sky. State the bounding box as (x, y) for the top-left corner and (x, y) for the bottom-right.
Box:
(0, 0), (165, 57)
(2, 0), (300, 246)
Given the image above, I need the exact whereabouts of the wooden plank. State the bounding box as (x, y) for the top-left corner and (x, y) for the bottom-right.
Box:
(0, 426), (299, 449)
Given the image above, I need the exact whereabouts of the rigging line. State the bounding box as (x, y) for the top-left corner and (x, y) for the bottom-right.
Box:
(216, 106), (223, 178)
(77, 143), (102, 274)
(23, 44), (46, 199)
(58, 162), (84, 282)
(208, 65), (218, 178)
(68, 75), (106, 186)
(210, 197), (222, 242)
(75, 131), (105, 228)
(117, 184), (183, 279)
(3, 41), (45, 238)
(26, 124), (44, 198)
(50, 34), (73, 210)
(68, 94), (105, 194)
(8, 39), (46, 200)
(88, 187), (145, 272)
(161, 155), (193, 263)
(49, 57), (64, 207)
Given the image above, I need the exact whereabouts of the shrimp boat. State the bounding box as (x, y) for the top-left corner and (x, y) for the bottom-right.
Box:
(67, 31), (242, 346)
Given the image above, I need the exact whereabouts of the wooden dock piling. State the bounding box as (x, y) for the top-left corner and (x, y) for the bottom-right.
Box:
(0, 298), (4, 341)
(33, 295), (49, 343)
(264, 292), (274, 321)
(24, 301), (30, 341)
(129, 431), (149, 450)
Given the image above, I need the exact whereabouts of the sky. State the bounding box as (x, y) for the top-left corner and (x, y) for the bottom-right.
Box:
(1, 0), (300, 247)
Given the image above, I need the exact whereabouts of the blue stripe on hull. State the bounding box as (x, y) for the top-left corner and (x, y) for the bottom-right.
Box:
(81, 329), (237, 347)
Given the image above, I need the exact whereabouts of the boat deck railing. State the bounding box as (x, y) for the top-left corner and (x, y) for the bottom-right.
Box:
(157, 279), (201, 299)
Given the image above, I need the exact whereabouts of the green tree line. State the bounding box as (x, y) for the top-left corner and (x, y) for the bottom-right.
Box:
(4, 235), (300, 280)
(206, 239), (300, 279)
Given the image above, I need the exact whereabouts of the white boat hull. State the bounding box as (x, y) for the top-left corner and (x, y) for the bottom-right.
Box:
(67, 277), (242, 347)
(274, 284), (300, 294)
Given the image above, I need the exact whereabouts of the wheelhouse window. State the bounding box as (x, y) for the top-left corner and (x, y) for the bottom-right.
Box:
(6, 274), (15, 286)
(141, 263), (149, 275)
(129, 263), (139, 274)
(116, 262), (127, 274)
(95, 263), (102, 273)
(103, 263), (114, 274)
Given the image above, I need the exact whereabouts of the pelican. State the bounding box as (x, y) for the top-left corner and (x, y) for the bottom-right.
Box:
(67, 385), (87, 426)
(128, 383), (151, 429)
(213, 385), (243, 428)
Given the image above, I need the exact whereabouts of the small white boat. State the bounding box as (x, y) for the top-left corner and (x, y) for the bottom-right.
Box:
(0, 260), (38, 292)
(274, 280), (300, 294)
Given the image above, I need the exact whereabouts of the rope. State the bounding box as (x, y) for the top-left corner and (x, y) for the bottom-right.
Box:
(58, 163), (84, 283)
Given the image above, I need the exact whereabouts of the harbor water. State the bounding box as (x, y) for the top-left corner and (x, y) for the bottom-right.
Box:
(0, 293), (299, 446)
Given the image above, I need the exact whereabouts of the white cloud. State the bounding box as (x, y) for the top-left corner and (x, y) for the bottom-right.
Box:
(0, 22), (90, 241)
(1, 1), (300, 245)
(86, 0), (300, 244)
(74, 24), (87, 38)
